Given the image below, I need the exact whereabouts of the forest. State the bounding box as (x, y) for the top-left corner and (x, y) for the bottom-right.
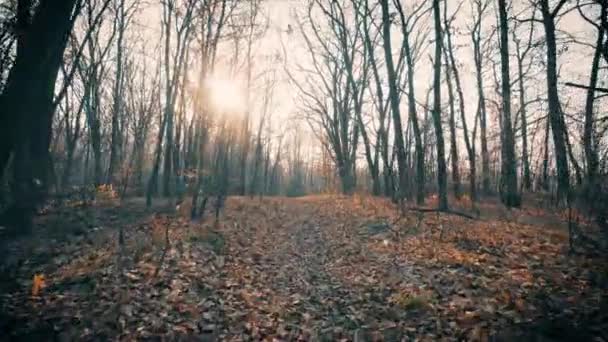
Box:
(0, 0), (607, 340)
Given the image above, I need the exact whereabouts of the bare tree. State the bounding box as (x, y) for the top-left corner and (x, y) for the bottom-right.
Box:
(286, 0), (362, 194)
(360, 0), (393, 197)
(577, 0), (607, 198)
(108, 0), (139, 184)
(497, 0), (521, 207)
(470, 0), (492, 195)
(432, 0), (448, 210)
(394, 0), (429, 204)
(380, 0), (409, 201)
(512, 17), (538, 192)
(443, 1), (462, 199)
(537, 0), (571, 201)
(190, 0), (231, 218)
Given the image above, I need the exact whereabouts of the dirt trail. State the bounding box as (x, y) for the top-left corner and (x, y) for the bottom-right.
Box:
(215, 198), (419, 340)
(1, 196), (605, 341)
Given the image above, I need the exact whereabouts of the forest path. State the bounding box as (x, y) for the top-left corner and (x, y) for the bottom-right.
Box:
(1, 196), (604, 341)
(215, 197), (417, 340)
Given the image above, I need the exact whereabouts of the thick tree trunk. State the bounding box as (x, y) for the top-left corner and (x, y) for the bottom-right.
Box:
(0, 0), (80, 230)
(498, 0), (521, 207)
(339, 161), (355, 195)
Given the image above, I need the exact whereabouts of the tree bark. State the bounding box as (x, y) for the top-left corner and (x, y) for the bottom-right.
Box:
(362, 0), (392, 198)
(162, 3), (174, 198)
(432, 0), (448, 210)
(444, 48), (461, 199)
(583, 11), (604, 197)
(0, 0), (80, 230)
(380, 0), (408, 201)
(395, 1), (425, 205)
(471, 0), (491, 195)
(516, 56), (532, 191)
(446, 3), (476, 202)
(540, 0), (570, 201)
(108, 0), (127, 185)
(497, 0), (521, 207)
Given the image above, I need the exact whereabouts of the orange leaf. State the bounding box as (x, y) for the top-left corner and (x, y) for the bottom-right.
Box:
(32, 274), (45, 296)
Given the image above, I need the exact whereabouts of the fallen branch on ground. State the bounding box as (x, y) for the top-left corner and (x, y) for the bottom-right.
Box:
(408, 207), (478, 220)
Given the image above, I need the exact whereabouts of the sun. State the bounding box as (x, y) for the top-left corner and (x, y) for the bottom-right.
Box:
(203, 77), (246, 114)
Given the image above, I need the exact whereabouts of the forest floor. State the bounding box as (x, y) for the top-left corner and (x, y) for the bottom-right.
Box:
(0, 195), (607, 341)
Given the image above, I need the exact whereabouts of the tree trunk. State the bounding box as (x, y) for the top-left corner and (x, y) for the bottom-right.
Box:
(471, 7), (491, 195)
(339, 161), (355, 195)
(380, 0), (408, 201)
(445, 5), (475, 202)
(516, 56), (532, 191)
(541, 1), (570, 201)
(432, 0), (448, 210)
(147, 110), (168, 208)
(0, 0), (80, 230)
(401, 17), (425, 205)
(444, 48), (461, 199)
(542, 117), (550, 191)
(61, 93), (84, 189)
(362, 0), (392, 198)
(498, 0), (521, 207)
(162, 6), (174, 198)
(583, 16), (604, 196)
(108, 0), (126, 185)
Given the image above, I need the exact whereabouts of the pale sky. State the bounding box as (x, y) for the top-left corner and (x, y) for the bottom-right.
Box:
(126, 0), (600, 163)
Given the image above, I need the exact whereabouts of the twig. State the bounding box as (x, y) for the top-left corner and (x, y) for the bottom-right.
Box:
(407, 207), (478, 220)
(564, 82), (608, 93)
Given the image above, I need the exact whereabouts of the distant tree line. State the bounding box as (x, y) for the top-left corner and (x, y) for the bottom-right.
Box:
(0, 0), (607, 236)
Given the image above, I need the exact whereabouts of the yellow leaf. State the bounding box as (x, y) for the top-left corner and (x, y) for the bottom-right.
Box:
(32, 274), (45, 296)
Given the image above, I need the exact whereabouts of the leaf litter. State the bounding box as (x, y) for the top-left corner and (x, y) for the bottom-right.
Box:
(0, 195), (606, 341)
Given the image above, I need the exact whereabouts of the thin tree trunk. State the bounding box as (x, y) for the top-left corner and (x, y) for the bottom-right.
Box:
(362, 0), (392, 198)
(471, 0), (491, 195)
(583, 14), (604, 196)
(542, 117), (550, 191)
(432, 0), (448, 210)
(380, 0), (408, 201)
(146, 104), (168, 208)
(446, 3), (476, 202)
(443, 46), (461, 199)
(108, 0), (126, 185)
(395, 2), (425, 204)
(541, 0), (570, 201)
(162, 4), (174, 198)
(516, 57), (532, 191)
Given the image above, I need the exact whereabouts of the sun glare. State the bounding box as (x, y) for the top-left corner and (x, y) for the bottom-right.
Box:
(204, 77), (246, 114)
